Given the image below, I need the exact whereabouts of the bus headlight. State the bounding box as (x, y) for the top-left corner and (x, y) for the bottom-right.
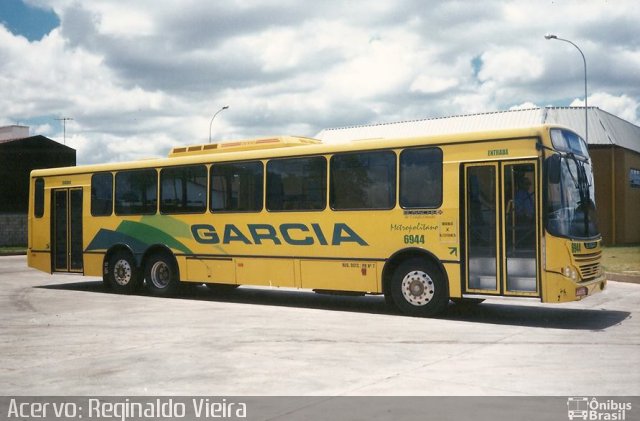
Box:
(563, 266), (578, 280)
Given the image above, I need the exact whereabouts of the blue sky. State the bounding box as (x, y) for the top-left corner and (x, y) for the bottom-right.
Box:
(0, 0), (58, 41)
(1, 0), (639, 164)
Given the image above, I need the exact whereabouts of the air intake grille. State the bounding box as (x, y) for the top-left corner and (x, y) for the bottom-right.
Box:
(574, 251), (601, 282)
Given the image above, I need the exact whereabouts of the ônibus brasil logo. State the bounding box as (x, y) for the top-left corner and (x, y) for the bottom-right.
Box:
(567, 397), (632, 420)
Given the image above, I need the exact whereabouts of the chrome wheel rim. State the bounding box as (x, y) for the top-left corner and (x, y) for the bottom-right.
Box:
(401, 270), (434, 306)
(150, 261), (171, 289)
(113, 259), (132, 286)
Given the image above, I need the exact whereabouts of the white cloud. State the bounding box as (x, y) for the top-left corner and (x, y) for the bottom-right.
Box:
(1, 0), (639, 164)
(571, 92), (640, 125)
(478, 48), (544, 83)
(322, 31), (422, 100)
(410, 75), (458, 94)
(510, 102), (539, 110)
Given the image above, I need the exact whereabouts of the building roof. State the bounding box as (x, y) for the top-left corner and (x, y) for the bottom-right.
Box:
(0, 135), (76, 152)
(0, 125), (29, 141)
(316, 107), (640, 154)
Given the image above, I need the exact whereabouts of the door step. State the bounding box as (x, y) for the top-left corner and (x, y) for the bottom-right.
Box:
(469, 275), (497, 290)
(507, 276), (537, 292)
(469, 275), (536, 292)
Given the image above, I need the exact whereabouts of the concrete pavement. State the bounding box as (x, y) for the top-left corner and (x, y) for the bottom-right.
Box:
(1, 255), (638, 396)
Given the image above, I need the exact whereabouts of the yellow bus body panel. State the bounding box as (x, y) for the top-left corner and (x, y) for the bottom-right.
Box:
(26, 126), (605, 305)
(184, 257), (235, 284)
(543, 235), (607, 303)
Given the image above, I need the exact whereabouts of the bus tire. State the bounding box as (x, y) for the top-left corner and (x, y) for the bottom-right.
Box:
(102, 273), (112, 290)
(384, 292), (399, 312)
(145, 253), (180, 297)
(106, 251), (142, 294)
(390, 258), (448, 317)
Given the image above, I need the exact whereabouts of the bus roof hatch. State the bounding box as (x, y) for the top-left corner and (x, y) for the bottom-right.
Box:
(168, 136), (322, 158)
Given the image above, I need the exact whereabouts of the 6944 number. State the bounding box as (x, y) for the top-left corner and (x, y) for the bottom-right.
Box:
(403, 234), (425, 245)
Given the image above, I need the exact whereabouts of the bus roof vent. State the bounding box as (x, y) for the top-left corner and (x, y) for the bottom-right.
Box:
(168, 136), (322, 157)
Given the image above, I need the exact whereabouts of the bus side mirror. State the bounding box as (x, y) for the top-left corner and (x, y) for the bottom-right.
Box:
(547, 155), (561, 184)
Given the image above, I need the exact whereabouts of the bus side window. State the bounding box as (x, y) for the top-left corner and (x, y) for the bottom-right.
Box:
(91, 173), (113, 216)
(400, 147), (443, 208)
(115, 169), (158, 215)
(211, 161), (263, 212)
(34, 178), (45, 218)
(330, 151), (396, 210)
(160, 165), (207, 214)
(266, 157), (326, 211)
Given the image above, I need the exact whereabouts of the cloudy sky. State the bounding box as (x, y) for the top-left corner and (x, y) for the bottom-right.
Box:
(1, 0), (639, 164)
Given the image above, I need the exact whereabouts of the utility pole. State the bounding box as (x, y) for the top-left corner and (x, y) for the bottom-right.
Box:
(55, 117), (73, 144)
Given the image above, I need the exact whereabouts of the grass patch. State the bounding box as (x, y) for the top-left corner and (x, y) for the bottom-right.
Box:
(0, 246), (27, 254)
(601, 245), (640, 274)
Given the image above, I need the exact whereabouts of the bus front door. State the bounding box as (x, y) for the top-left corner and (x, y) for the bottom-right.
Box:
(464, 161), (539, 297)
(52, 188), (84, 273)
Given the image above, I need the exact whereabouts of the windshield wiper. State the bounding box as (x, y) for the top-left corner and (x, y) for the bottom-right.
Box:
(577, 161), (592, 237)
(564, 153), (592, 237)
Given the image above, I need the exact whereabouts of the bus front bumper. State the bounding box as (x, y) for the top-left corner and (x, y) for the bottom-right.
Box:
(544, 272), (607, 303)
(575, 276), (607, 300)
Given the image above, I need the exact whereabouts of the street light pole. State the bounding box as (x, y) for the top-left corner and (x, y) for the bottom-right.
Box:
(545, 34), (588, 143)
(209, 106), (229, 144)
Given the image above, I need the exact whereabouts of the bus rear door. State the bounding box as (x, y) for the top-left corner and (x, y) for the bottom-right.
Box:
(51, 188), (84, 273)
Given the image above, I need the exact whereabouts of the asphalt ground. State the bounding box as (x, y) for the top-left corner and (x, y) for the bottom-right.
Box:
(1, 255), (639, 396)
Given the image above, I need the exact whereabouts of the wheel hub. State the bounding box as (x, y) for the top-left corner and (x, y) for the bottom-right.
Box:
(150, 261), (171, 289)
(113, 259), (132, 286)
(401, 270), (434, 306)
(409, 280), (424, 295)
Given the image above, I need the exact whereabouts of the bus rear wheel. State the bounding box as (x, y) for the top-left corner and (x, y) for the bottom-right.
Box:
(390, 258), (448, 317)
(145, 253), (179, 297)
(106, 251), (142, 294)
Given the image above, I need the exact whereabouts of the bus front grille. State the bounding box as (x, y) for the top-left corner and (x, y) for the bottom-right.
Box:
(573, 251), (601, 282)
(578, 263), (600, 281)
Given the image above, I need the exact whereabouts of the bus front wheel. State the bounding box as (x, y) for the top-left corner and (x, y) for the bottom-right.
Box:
(145, 253), (179, 297)
(390, 258), (448, 317)
(106, 251), (142, 294)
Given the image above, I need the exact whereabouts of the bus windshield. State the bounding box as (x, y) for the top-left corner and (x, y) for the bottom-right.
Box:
(546, 153), (599, 239)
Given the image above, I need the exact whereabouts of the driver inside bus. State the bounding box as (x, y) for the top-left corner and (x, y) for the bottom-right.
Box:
(514, 177), (534, 222)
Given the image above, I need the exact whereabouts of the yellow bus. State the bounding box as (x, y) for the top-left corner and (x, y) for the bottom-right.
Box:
(27, 125), (606, 316)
